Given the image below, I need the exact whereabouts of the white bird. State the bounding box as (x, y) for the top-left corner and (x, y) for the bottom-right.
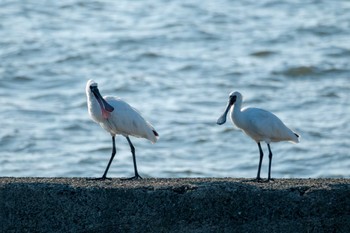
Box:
(217, 91), (299, 182)
(86, 80), (159, 180)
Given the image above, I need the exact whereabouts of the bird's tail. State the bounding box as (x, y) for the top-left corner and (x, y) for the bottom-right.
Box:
(291, 132), (300, 143)
(147, 122), (159, 144)
(153, 130), (159, 137)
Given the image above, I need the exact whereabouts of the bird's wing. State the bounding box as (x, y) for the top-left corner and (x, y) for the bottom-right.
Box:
(244, 109), (276, 137)
(104, 96), (158, 143)
(245, 108), (293, 142)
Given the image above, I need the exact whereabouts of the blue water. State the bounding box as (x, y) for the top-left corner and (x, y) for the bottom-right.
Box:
(1, 0), (349, 179)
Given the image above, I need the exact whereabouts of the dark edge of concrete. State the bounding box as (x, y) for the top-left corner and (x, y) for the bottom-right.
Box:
(1, 177), (349, 233)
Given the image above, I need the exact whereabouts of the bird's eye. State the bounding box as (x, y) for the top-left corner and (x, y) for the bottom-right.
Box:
(229, 95), (236, 104)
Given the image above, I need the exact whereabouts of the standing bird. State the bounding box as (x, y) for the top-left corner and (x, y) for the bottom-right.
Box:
(217, 91), (299, 181)
(86, 80), (159, 180)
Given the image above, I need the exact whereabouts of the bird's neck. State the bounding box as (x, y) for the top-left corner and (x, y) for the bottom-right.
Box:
(232, 101), (242, 114)
(231, 102), (243, 126)
(87, 93), (104, 123)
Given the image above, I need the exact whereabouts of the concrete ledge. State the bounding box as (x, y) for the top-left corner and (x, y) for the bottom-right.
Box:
(1, 178), (349, 232)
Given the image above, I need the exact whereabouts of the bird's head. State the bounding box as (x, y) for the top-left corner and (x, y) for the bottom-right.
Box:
(228, 91), (239, 105)
(86, 80), (114, 117)
(86, 79), (98, 94)
(216, 91), (242, 125)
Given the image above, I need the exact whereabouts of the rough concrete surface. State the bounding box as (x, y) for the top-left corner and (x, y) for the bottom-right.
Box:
(0, 177), (349, 233)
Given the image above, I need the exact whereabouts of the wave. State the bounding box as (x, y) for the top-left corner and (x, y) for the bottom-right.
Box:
(249, 50), (277, 57)
(273, 65), (350, 78)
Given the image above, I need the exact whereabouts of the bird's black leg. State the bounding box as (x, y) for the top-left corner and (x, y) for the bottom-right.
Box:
(91, 136), (116, 180)
(256, 142), (264, 182)
(122, 136), (142, 180)
(267, 144), (274, 182)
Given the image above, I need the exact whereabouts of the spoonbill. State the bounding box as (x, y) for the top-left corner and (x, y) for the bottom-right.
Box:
(86, 80), (159, 180)
(217, 91), (299, 181)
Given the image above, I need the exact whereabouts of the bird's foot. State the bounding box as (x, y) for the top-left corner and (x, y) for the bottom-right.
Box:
(87, 176), (112, 181)
(121, 174), (143, 181)
(254, 177), (264, 183)
(267, 178), (275, 182)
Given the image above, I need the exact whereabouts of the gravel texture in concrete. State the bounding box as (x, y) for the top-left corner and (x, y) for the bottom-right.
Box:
(1, 177), (349, 232)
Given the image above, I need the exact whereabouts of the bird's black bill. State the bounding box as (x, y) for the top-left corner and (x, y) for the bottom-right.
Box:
(91, 86), (114, 112)
(217, 95), (236, 125)
(217, 103), (230, 125)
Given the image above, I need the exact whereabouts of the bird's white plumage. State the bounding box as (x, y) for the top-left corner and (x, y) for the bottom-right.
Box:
(226, 91), (299, 144)
(86, 79), (158, 179)
(233, 107), (299, 144)
(86, 80), (158, 143)
(100, 96), (158, 143)
(217, 91), (299, 181)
